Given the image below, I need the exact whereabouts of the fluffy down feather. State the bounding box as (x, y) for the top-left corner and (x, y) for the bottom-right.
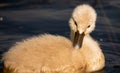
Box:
(2, 34), (86, 73)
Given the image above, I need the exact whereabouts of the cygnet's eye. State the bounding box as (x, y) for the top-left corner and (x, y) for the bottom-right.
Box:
(72, 17), (78, 27)
(87, 25), (90, 28)
(74, 21), (77, 27)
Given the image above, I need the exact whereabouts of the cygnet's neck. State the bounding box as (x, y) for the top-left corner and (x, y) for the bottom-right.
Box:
(80, 34), (105, 72)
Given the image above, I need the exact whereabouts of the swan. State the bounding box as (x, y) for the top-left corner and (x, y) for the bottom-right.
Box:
(2, 34), (86, 73)
(69, 4), (105, 72)
(2, 4), (105, 73)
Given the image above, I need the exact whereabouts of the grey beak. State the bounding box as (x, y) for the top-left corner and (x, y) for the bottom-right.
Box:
(73, 30), (85, 48)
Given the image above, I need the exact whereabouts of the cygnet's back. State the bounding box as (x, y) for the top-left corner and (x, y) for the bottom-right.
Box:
(3, 34), (85, 73)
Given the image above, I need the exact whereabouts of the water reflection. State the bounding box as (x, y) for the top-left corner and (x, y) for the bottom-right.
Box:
(91, 70), (105, 73)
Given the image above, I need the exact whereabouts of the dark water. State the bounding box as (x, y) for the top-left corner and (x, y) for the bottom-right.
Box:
(0, 0), (120, 73)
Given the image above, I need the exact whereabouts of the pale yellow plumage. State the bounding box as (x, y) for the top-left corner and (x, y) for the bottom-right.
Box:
(2, 4), (105, 73)
(3, 34), (85, 73)
(69, 4), (105, 72)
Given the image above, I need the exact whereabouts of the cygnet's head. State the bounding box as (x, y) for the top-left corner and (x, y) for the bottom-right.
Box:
(69, 4), (97, 49)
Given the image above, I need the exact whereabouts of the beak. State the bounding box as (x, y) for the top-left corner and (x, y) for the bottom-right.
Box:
(73, 30), (85, 49)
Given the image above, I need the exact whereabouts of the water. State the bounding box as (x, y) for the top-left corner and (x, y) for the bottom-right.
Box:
(0, 0), (120, 73)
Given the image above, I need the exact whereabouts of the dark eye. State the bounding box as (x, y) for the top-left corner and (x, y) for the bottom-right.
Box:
(74, 21), (77, 26)
(72, 17), (77, 27)
(87, 25), (90, 28)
